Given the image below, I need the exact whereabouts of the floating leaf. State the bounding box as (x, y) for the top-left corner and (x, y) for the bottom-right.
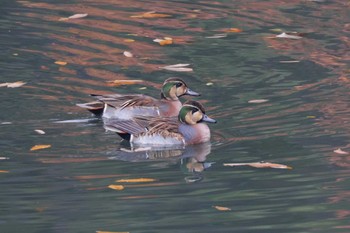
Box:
(153, 37), (173, 46)
(131, 12), (171, 18)
(0, 170), (9, 173)
(223, 28), (242, 33)
(108, 184), (125, 190)
(279, 60), (300, 63)
(160, 64), (193, 72)
(13, 53), (19, 56)
(96, 231), (129, 233)
(6, 81), (26, 88)
(34, 129), (46, 135)
(205, 34), (227, 39)
(30, 144), (51, 151)
(107, 79), (144, 86)
(224, 162), (292, 169)
(55, 61), (67, 66)
(334, 148), (349, 155)
(248, 99), (269, 104)
(59, 14), (88, 21)
(123, 51), (133, 58)
(213, 205), (231, 211)
(116, 178), (156, 183)
(206, 82), (214, 86)
(270, 28), (283, 32)
(68, 13), (88, 19)
(139, 87), (147, 90)
(124, 39), (135, 43)
(276, 32), (302, 39)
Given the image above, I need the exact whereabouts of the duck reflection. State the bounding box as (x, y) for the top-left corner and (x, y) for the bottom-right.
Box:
(107, 142), (214, 181)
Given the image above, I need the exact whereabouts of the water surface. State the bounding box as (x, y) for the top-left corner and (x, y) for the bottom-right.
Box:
(1, 0), (350, 232)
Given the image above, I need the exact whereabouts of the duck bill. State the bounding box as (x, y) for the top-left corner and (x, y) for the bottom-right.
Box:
(201, 114), (217, 123)
(185, 88), (200, 96)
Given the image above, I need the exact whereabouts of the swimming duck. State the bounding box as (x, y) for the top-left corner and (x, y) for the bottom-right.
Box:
(77, 78), (200, 119)
(104, 100), (217, 146)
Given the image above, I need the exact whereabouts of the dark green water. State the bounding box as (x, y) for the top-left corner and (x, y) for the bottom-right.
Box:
(1, 0), (350, 232)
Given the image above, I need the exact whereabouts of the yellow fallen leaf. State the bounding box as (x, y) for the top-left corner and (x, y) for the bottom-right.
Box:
(108, 185), (125, 190)
(131, 12), (171, 18)
(224, 162), (292, 169)
(153, 37), (173, 46)
(116, 178), (156, 183)
(124, 39), (135, 43)
(224, 28), (242, 33)
(55, 61), (67, 66)
(0, 170), (9, 173)
(30, 144), (51, 151)
(213, 205), (231, 211)
(107, 79), (144, 86)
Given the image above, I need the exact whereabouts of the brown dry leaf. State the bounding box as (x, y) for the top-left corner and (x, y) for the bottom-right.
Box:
(0, 170), (9, 173)
(54, 61), (67, 66)
(224, 162), (292, 169)
(213, 205), (231, 211)
(30, 144), (51, 151)
(107, 79), (144, 86)
(334, 148), (349, 155)
(6, 81), (26, 88)
(116, 178), (156, 183)
(223, 28), (243, 33)
(131, 11), (171, 18)
(108, 184), (125, 190)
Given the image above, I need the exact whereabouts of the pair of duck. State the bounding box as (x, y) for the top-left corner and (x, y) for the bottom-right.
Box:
(77, 78), (216, 146)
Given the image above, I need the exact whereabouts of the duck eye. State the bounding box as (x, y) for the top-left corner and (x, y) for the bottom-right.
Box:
(176, 82), (183, 88)
(192, 108), (199, 114)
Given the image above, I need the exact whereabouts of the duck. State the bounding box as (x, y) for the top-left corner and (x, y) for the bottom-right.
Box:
(103, 100), (217, 146)
(76, 78), (200, 119)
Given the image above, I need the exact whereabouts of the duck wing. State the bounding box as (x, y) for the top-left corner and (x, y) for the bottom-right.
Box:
(93, 94), (159, 109)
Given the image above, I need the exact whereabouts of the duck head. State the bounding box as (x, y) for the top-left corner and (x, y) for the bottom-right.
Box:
(161, 78), (200, 100)
(178, 100), (217, 125)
